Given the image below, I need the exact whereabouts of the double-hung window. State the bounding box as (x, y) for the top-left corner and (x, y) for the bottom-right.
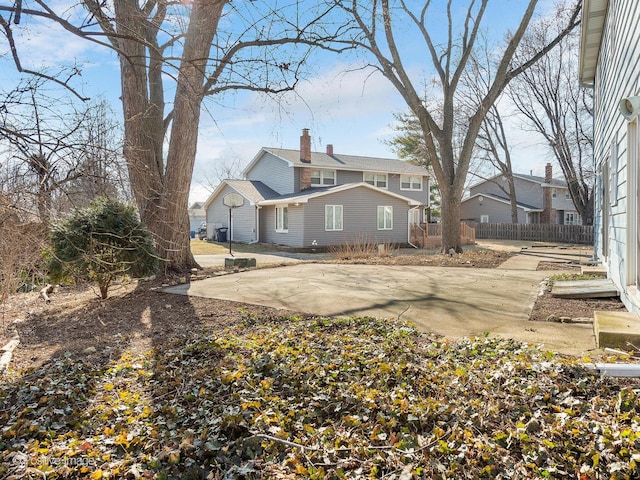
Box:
(325, 205), (343, 231)
(276, 205), (288, 232)
(400, 175), (422, 190)
(310, 169), (336, 187)
(377, 206), (393, 230)
(363, 172), (388, 188)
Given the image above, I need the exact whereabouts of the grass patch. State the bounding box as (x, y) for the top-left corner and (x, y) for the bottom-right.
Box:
(189, 240), (277, 255)
(1, 316), (638, 478)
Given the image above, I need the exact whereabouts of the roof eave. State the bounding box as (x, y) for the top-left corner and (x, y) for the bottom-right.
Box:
(578, 0), (609, 88)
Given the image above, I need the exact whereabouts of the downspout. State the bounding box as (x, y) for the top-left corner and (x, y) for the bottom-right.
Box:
(408, 206), (420, 249)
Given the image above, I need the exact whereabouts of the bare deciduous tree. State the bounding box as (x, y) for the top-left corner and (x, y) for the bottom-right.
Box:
(333, 0), (580, 252)
(1, 0), (350, 271)
(510, 5), (594, 225)
(475, 103), (519, 223)
(0, 80), (125, 222)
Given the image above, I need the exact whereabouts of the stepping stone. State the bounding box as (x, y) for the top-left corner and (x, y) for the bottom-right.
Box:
(594, 311), (640, 350)
(551, 278), (618, 298)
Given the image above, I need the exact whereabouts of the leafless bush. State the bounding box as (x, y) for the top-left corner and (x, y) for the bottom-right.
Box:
(0, 198), (48, 336)
(329, 235), (396, 260)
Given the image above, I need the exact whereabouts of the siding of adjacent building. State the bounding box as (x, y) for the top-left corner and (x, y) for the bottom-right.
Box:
(470, 177), (543, 209)
(245, 152), (293, 194)
(460, 196), (528, 224)
(592, 1), (640, 313)
(302, 169), (429, 205)
(205, 184), (258, 243)
(261, 186), (412, 247)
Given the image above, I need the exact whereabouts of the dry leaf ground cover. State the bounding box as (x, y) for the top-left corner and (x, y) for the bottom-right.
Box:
(0, 246), (636, 479)
(2, 299), (640, 479)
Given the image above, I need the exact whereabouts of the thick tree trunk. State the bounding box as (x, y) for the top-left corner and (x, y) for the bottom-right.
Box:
(114, 0), (164, 228)
(152, 0), (224, 271)
(113, 0), (225, 271)
(440, 185), (463, 253)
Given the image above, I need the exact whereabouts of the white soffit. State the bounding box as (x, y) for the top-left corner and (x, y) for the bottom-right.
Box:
(579, 0), (609, 87)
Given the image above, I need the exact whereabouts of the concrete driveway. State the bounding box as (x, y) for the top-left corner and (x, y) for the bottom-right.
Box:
(164, 260), (598, 356)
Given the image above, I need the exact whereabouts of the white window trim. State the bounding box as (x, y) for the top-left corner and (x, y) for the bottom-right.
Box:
(325, 205), (343, 231)
(275, 205), (288, 233)
(480, 215), (489, 224)
(363, 172), (388, 189)
(377, 206), (393, 230)
(310, 169), (336, 187)
(400, 175), (423, 191)
(564, 212), (580, 225)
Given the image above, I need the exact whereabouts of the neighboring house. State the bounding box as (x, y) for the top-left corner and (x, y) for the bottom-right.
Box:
(460, 164), (582, 225)
(203, 129), (430, 247)
(579, 1), (640, 314)
(188, 201), (206, 235)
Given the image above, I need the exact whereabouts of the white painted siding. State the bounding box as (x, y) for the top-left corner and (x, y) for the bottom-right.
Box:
(592, 1), (640, 312)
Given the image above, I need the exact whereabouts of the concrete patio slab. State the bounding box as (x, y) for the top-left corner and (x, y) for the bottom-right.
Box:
(164, 263), (598, 356)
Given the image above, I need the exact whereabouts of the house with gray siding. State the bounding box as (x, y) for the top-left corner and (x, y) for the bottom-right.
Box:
(460, 164), (582, 225)
(203, 129), (429, 248)
(579, 0), (640, 314)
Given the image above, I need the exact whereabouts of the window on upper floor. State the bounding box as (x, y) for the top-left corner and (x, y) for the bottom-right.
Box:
(363, 172), (388, 188)
(310, 169), (336, 187)
(400, 175), (422, 191)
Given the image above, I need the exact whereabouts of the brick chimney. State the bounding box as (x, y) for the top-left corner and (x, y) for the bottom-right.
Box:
(300, 128), (311, 163)
(542, 163), (553, 224)
(326, 144), (334, 156)
(545, 162), (552, 183)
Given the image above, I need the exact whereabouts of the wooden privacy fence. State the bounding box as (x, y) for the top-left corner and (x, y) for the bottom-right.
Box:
(410, 222), (476, 248)
(474, 223), (594, 244)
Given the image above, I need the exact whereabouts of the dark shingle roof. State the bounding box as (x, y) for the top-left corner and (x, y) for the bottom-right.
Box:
(263, 148), (429, 175)
(226, 180), (280, 203)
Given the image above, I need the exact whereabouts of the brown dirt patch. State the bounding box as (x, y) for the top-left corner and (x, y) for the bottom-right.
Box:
(530, 284), (626, 323)
(1, 275), (309, 373)
(537, 261), (582, 271)
(329, 249), (513, 268)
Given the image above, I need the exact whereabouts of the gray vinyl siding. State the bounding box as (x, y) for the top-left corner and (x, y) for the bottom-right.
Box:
(551, 187), (575, 211)
(245, 152), (293, 195)
(295, 168), (429, 205)
(205, 184), (257, 243)
(460, 197), (527, 224)
(261, 204), (304, 247)
(303, 187), (410, 247)
(259, 187), (411, 247)
(470, 177), (543, 209)
(591, 1), (640, 313)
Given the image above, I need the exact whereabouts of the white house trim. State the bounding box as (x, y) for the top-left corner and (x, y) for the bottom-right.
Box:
(257, 182), (421, 206)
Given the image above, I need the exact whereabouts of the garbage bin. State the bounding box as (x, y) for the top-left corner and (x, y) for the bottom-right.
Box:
(216, 227), (228, 242)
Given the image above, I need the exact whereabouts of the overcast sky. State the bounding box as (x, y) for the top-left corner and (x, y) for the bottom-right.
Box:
(1, 0), (560, 204)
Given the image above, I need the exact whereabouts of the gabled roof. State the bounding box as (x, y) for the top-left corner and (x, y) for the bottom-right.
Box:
(512, 173), (567, 188)
(461, 193), (543, 212)
(257, 182), (422, 206)
(579, 0), (609, 87)
(203, 180), (280, 209)
(243, 147), (429, 177)
(471, 172), (567, 189)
